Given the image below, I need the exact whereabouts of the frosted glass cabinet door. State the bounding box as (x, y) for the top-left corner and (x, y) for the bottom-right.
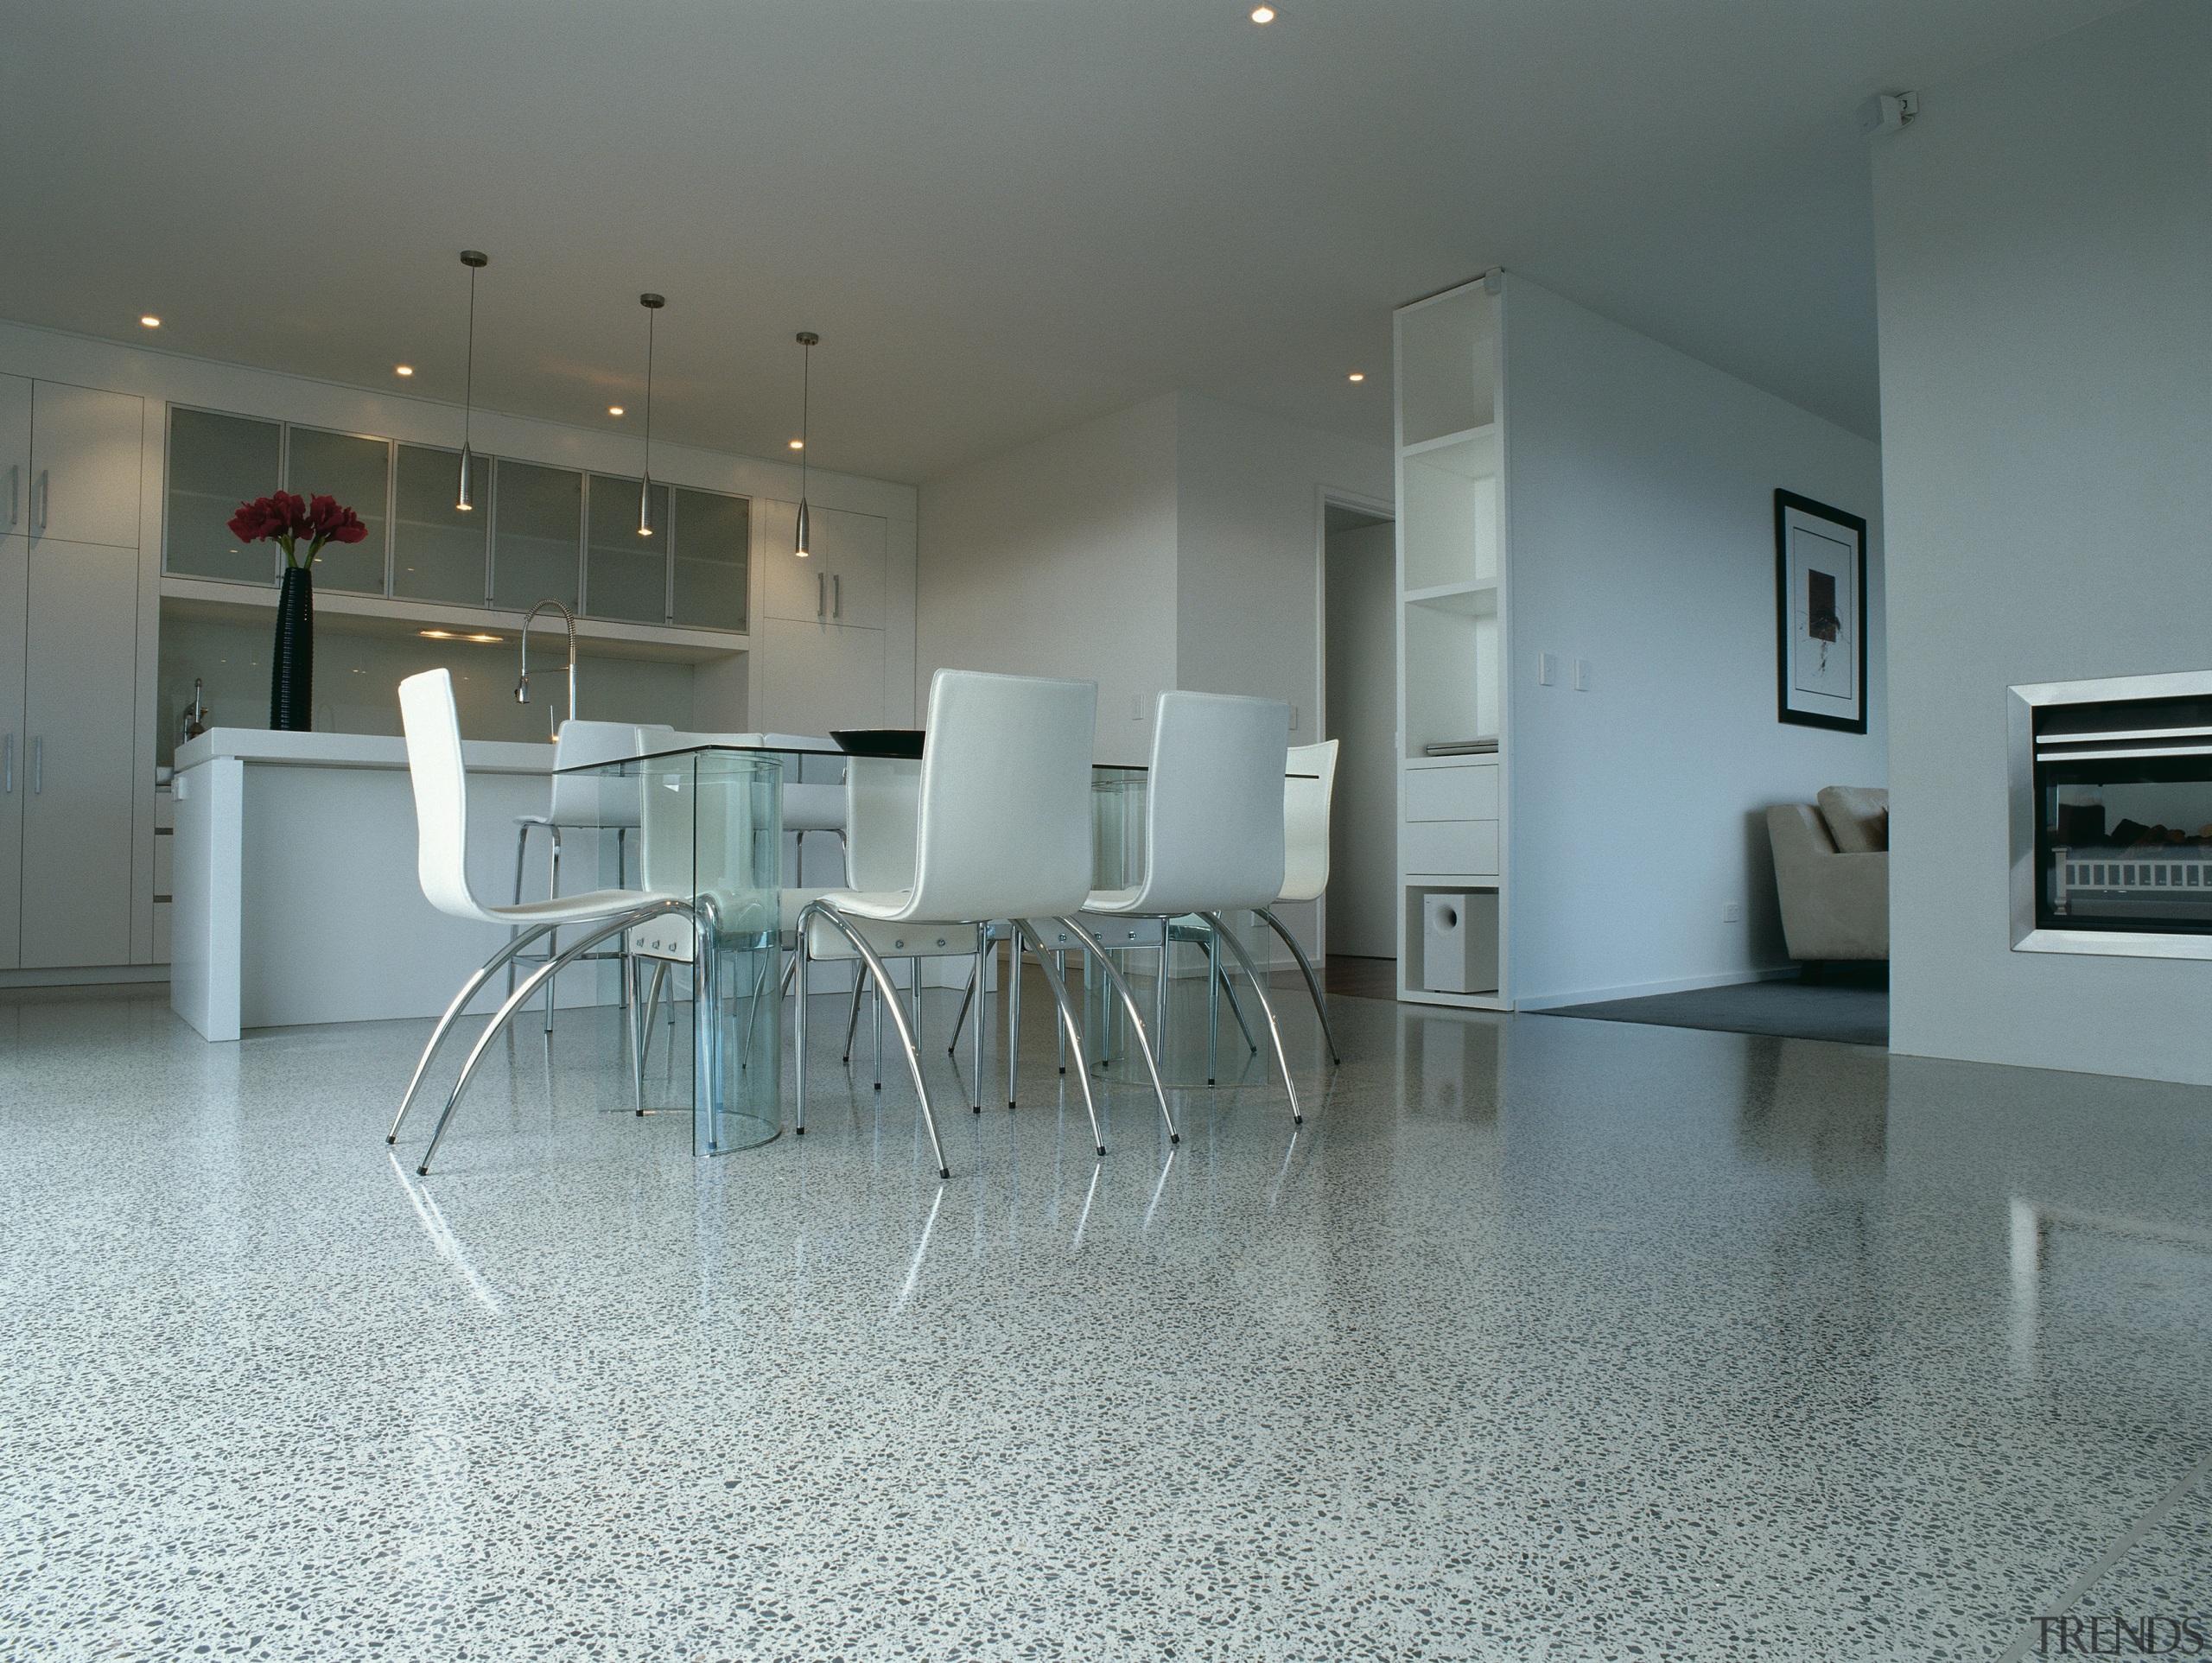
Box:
(287, 426), (390, 595)
(0, 376), (29, 536)
(29, 383), (143, 549)
(19, 541), (138, 968)
(493, 460), (582, 613)
(671, 487), (747, 633)
(166, 408), (282, 584)
(392, 443), (488, 605)
(0, 535), (25, 968)
(586, 473), (671, 624)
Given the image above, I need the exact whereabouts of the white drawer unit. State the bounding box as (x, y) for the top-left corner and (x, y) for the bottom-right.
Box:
(1402, 817), (1499, 877)
(1404, 759), (1498, 821)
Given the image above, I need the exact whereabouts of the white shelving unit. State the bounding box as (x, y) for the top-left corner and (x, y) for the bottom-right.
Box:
(1395, 275), (1508, 1008)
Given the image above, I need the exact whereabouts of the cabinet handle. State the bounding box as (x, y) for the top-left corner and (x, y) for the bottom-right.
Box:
(817, 571), (825, 619)
(33, 469), (48, 533)
(5, 464), (16, 528)
(833, 574), (842, 619)
(31, 736), (41, 795)
(3, 734), (10, 794)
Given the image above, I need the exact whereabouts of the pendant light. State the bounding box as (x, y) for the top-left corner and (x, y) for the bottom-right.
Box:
(638, 293), (664, 536)
(455, 250), (488, 511)
(794, 331), (818, 557)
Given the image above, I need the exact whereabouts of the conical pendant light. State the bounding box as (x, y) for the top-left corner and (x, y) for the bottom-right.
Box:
(638, 293), (664, 536)
(794, 331), (818, 557)
(455, 250), (488, 511)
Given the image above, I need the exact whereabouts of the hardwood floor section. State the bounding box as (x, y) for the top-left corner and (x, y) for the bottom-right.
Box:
(1324, 955), (1398, 1001)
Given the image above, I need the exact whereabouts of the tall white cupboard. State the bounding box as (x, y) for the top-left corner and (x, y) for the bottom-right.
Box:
(0, 373), (146, 969)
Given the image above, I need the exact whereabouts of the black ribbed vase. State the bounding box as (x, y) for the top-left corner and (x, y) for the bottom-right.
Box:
(270, 564), (314, 731)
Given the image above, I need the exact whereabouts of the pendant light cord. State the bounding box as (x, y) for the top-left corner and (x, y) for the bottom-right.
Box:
(643, 306), (656, 479)
(461, 263), (477, 450)
(800, 337), (810, 502)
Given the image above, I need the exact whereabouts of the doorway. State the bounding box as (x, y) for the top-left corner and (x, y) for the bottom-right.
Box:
(1323, 499), (1396, 977)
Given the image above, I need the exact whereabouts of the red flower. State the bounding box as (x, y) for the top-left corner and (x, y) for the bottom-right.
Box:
(306, 494), (368, 545)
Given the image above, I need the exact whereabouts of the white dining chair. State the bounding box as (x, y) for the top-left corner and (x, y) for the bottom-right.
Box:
(1249, 738), (1341, 1065)
(1067, 690), (1305, 1122)
(388, 670), (689, 1175)
(793, 670), (1174, 1178)
(507, 718), (675, 1027)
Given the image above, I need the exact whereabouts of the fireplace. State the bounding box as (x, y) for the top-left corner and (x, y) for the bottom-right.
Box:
(2011, 670), (2212, 959)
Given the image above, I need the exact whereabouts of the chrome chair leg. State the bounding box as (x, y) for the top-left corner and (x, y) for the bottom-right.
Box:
(416, 904), (683, 1174)
(1254, 906), (1342, 1066)
(507, 822), (535, 998)
(795, 926), (810, 1133)
(842, 967), (868, 1064)
(798, 903), (951, 1179)
(1217, 956), (1259, 1055)
(542, 825), (564, 1033)
(1015, 922), (1104, 1155)
(968, 944), (986, 1110)
(1007, 923), (1023, 1108)
(1199, 911), (1302, 1124)
(1054, 949), (1068, 1072)
(949, 957), (978, 1055)
(1056, 917), (1177, 1144)
(391, 917), (563, 1146)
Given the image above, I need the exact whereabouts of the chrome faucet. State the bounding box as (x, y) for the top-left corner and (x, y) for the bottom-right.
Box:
(515, 600), (578, 739)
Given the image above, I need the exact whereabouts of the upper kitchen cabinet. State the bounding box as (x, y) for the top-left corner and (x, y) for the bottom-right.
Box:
(26, 382), (144, 549)
(760, 499), (885, 630)
(0, 377), (29, 536)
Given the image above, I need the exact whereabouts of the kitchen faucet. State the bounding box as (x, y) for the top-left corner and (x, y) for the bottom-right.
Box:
(515, 600), (578, 739)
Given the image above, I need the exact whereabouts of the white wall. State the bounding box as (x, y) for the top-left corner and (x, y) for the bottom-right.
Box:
(1325, 520), (1398, 958)
(1502, 276), (1886, 1008)
(1875, 0), (2212, 1083)
(915, 395), (1179, 765)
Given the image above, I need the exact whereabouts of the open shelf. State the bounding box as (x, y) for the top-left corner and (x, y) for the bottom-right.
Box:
(1406, 581), (1498, 617)
(1401, 422), (1497, 459)
(1398, 289), (1497, 447)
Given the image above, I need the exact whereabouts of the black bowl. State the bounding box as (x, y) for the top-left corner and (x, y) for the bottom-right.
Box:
(830, 728), (925, 759)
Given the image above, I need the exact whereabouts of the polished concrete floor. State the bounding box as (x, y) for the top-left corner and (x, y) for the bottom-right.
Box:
(2, 975), (2209, 1660)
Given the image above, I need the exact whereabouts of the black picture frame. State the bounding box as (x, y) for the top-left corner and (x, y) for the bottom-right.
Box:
(1774, 489), (1869, 734)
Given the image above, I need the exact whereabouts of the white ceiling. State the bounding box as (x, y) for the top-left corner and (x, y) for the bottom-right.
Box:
(0, 0), (2127, 484)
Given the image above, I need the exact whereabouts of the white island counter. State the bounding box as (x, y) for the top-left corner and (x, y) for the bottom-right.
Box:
(170, 727), (582, 1041)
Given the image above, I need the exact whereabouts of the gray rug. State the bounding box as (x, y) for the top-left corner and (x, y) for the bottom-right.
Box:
(1538, 973), (1887, 1047)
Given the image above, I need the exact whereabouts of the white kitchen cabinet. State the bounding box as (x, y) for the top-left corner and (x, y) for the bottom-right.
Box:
(0, 536), (24, 968)
(757, 617), (885, 735)
(0, 377), (29, 536)
(761, 499), (886, 630)
(19, 541), (140, 967)
(29, 383), (143, 549)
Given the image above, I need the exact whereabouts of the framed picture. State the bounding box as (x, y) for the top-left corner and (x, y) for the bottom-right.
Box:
(1775, 490), (1868, 733)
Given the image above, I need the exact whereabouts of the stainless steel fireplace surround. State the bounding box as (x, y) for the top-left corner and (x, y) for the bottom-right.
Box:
(2010, 669), (2212, 961)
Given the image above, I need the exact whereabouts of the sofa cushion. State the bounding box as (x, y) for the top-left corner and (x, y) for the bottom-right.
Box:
(1818, 785), (1889, 854)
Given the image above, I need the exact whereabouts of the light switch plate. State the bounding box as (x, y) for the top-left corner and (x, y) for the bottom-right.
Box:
(1723, 902), (1742, 922)
(1538, 652), (1558, 686)
(1573, 658), (1592, 692)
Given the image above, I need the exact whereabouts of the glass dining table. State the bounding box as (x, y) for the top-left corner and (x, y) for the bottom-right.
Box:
(557, 739), (1300, 1157)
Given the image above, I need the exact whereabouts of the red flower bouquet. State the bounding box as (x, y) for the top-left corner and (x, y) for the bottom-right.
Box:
(226, 491), (368, 570)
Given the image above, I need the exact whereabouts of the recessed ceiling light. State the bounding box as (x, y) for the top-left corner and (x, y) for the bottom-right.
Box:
(789, 439), (804, 450)
(1347, 372), (1365, 383)
(608, 405), (625, 416)
(395, 365), (414, 377)
(140, 315), (161, 327)
(1250, 5), (1274, 22)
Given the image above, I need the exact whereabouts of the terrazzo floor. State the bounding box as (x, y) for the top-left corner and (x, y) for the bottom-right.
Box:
(2, 976), (2209, 1661)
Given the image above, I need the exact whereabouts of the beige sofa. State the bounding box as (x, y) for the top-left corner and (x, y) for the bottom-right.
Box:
(1766, 786), (1888, 968)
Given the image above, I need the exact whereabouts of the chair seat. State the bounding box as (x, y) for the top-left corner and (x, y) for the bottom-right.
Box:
(1274, 882), (1324, 905)
(1082, 886), (1145, 914)
(486, 887), (679, 926)
(801, 892), (980, 961)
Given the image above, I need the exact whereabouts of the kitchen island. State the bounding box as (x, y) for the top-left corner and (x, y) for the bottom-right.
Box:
(169, 727), (589, 1042)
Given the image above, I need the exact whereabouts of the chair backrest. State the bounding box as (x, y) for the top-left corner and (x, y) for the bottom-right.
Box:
(846, 758), (919, 890)
(783, 782), (849, 835)
(545, 720), (670, 827)
(1278, 739), (1339, 904)
(397, 669), (489, 923)
(900, 670), (1096, 922)
(1131, 690), (1289, 916)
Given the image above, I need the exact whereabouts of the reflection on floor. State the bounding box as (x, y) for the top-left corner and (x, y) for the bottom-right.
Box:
(1324, 953), (1399, 1000)
(2, 975), (2207, 1660)
(1543, 963), (1889, 1047)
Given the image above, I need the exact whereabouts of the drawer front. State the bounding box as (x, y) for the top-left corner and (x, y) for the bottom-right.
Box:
(1405, 762), (1498, 822)
(1402, 818), (1498, 876)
